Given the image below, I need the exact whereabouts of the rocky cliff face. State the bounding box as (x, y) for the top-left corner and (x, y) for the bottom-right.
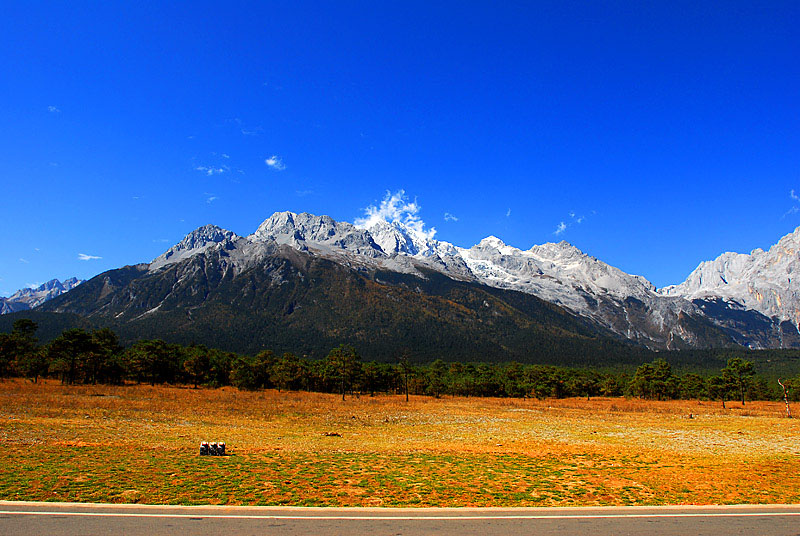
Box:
(150, 224), (240, 270)
(661, 227), (800, 328)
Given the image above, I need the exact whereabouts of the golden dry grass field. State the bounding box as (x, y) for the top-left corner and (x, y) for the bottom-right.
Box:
(1, 378), (799, 507)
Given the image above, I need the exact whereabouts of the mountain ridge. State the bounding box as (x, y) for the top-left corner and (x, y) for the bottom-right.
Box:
(24, 210), (800, 355)
(1, 277), (83, 314)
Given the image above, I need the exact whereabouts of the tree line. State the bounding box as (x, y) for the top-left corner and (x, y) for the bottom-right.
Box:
(0, 319), (797, 404)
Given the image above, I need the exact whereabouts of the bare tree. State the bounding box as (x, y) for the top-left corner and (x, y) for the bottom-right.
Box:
(778, 379), (792, 419)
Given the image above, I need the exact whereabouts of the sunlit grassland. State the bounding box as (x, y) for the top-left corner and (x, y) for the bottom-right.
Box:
(1, 379), (799, 506)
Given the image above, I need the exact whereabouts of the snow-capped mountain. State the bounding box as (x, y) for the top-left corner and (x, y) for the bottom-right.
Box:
(1, 277), (83, 314)
(453, 236), (709, 347)
(138, 211), (776, 349)
(152, 212), (473, 279)
(366, 219), (460, 258)
(32, 210), (800, 351)
(661, 227), (800, 327)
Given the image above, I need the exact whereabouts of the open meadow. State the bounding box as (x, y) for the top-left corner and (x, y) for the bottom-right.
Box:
(1, 379), (799, 507)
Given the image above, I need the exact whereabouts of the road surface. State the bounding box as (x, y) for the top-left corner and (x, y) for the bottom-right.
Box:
(1, 501), (799, 535)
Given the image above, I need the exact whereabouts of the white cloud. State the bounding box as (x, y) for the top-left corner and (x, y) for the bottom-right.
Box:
(195, 166), (226, 176)
(444, 212), (458, 222)
(265, 155), (286, 171)
(48, 105), (60, 113)
(295, 189), (314, 197)
(78, 253), (101, 261)
(241, 127), (263, 136)
(783, 205), (800, 219)
(506, 208), (512, 217)
(554, 211), (589, 235)
(355, 190), (436, 240)
(206, 195), (218, 204)
(221, 153), (230, 159)
(19, 258), (29, 264)
(784, 190), (800, 218)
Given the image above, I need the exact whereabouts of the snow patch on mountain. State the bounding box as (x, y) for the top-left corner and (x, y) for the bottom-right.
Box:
(455, 235), (690, 342)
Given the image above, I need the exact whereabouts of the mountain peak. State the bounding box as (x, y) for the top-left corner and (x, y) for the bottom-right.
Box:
(150, 224), (239, 270)
(528, 240), (585, 260)
(251, 211), (387, 258)
(180, 224), (239, 247)
(479, 235), (505, 246)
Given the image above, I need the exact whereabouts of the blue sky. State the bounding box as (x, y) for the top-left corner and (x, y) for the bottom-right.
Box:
(1, 2), (798, 296)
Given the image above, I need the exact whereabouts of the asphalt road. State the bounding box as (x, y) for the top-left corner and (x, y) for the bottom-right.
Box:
(1, 501), (799, 536)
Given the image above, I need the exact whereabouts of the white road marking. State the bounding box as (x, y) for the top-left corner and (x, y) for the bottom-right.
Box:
(2, 510), (800, 520)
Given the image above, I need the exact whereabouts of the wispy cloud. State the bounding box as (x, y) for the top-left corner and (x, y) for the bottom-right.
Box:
(506, 208), (511, 218)
(206, 194), (218, 204)
(47, 105), (60, 113)
(221, 153), (230, 159)
(195, 165), (227, 176)
(78, 253), (101, 261)
(444, 212), (458, 222)
(355, 190), (436, 240)
(153, 238), (170, 243)
(553, 210), (589, 236)
(233, 117), (264, 136)
(783, 189), (800, 218)
(295, 189), (314, 197)
(265, 155), (286, 171)
(19, 258), (29, 264)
